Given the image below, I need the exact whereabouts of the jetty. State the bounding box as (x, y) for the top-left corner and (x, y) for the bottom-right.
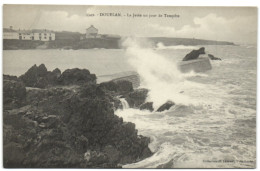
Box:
(178, 57), (212, 73)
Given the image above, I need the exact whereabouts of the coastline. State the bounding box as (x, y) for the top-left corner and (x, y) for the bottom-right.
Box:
(3, 37), (235, 50)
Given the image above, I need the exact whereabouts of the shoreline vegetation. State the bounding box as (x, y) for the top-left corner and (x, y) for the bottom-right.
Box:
(3, 64), (154, 168)
(3, 31), (235, 50)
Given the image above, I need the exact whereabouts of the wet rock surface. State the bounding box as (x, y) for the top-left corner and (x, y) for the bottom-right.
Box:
(182, 47), (206, 61)
(99, 80), (133, 95)
(208, 54), (222, 60)
(157, 101), (175, 112)
(3, 66), (152, 168)
(125, 88), (149, 108)
(140, 102), (154, 112)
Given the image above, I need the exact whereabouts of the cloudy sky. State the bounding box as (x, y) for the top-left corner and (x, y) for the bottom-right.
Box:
(3, 5), (257, 44)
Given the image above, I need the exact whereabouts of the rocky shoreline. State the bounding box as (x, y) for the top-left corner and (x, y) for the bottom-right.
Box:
(3, 64), (153, 168)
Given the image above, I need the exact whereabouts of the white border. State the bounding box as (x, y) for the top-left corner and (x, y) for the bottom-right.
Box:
(0, 0), (259, 171)
(0, 0), (260, 6)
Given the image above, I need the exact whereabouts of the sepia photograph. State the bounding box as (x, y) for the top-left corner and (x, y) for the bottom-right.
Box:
(2, 4), (257, 168)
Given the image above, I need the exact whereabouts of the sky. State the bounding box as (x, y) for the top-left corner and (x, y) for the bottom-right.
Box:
(3, 5), (258, 44)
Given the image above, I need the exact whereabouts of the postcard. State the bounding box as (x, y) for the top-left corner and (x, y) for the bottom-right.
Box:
(3, 5), (257, 168)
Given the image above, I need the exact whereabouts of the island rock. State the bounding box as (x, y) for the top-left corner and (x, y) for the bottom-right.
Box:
(182, 47), (205, 61)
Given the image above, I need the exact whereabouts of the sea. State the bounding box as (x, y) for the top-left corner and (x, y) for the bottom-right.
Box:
(3, 40), (257, 168)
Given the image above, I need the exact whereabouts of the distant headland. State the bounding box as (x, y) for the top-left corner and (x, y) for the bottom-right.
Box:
(3, 25), (235, 50)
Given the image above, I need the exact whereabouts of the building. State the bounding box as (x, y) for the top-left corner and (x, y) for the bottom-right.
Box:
(31, 29), (55, 41)
(3, 26), (55, 41)
(86, 25), (99, 38)
(18, 30), (32, 40)
(3, 26), (19, 40)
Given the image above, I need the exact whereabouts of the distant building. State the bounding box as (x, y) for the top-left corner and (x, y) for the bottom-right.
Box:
(3, 26), (55, 41)
(31, 29), (55, 41)
(18, 30), (32, 40)
(86, 25), (98, 38)
(3, 26), (19, 39)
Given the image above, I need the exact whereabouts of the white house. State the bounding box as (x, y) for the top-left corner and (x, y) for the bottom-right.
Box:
(18, 30), (32, 40)
(86, 25), (99, 38)
(3, 26), (19, 39)
(3, 26), (55, 41)
(31, 29), (55, 41)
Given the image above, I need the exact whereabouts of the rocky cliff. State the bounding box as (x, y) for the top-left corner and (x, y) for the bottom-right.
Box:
(3, 64), (152, 168)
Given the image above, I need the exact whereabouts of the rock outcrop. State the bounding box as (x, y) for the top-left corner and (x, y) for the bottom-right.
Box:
(58, 68), (96, 86)
(182, 47), (206, 61)
(99, 80), (133, 96)
(3, 76), (26, 110)
(19, 64), (96, 88)
(208, 54), (221, 60)
(19, 64), (61, 88)
(140, 102), (154, 112)
(125, 88), (149, 108)
(156, 101), (175, 112)
(3, 67), (152, 168)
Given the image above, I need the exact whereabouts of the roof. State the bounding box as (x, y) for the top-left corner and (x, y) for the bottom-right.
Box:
(86, 25), (98, 31)
(32, 29), (54, 33)
(3, 28), (17, 33)
(18, 30), (32, 34)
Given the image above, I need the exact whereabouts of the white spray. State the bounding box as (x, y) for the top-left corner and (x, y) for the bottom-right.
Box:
(122, 38), (204, 109)
(119, 98), (130, 109)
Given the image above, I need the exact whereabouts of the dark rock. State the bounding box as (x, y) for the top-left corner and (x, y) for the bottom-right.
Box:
(113, 80), (133, 94)
(110, 97), (122, 110)
(125, 88), (149, 108)
(84, 150), (108, 165)
(3, 79), (26, 109)
(103, 145), (120, 163)
(3, 142), (25, 168)
(99, 81), (118, 92)
(19, 64), (59, 88)
(58, 68), (96, 85)
(41, 115), (58, 128)
(3, 74), (18, 81)
(98, 80), (133, 95)
(34, 77), (48, 89)
(140, 102), (154, 112)
(19, 64), (97, 88)
(208, 54), (221, 60)
(52, 68), (61, 77)
(19, 64), (38, 87)
(122, 122), (136, 135)
(4, 81), (152, 168)
(37, 64), (48, 77)
(182, 47), (206, 61)
(157, 101), (175, 112)
(45, 68), (61, 86)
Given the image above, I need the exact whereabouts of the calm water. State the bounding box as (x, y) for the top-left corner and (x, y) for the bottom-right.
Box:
(3, 49), (133, 77)
(3, 45), (257, 168)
